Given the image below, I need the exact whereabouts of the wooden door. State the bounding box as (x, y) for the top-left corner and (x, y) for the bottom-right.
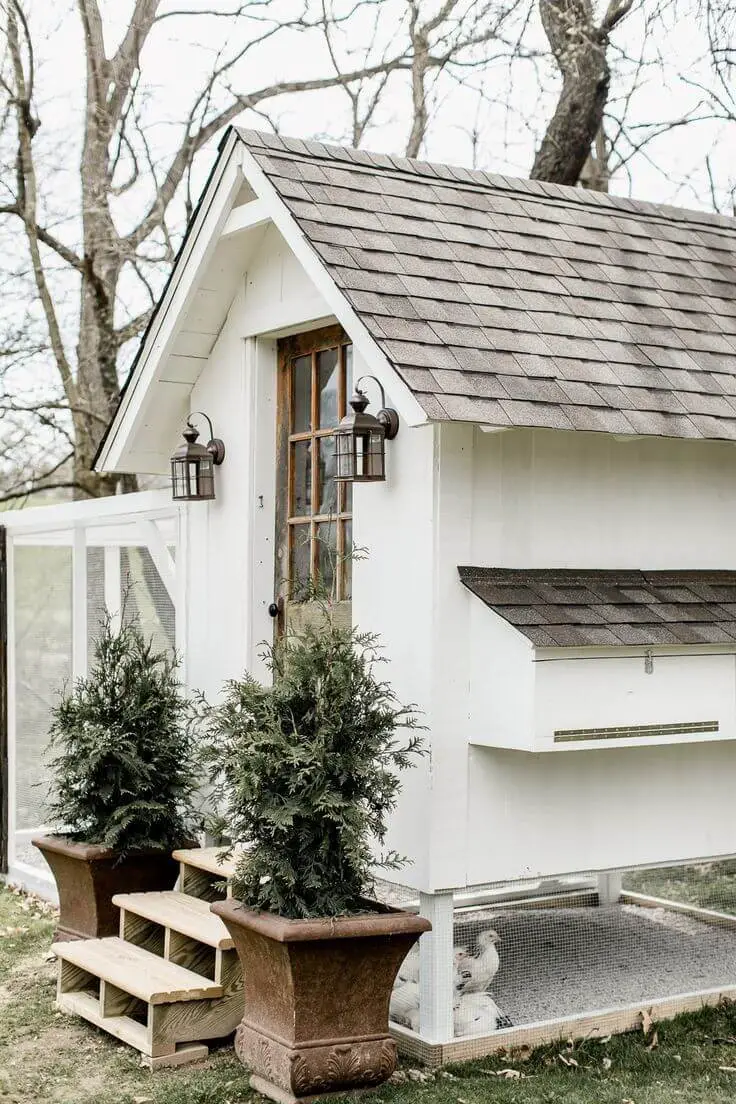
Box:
(274, 325), (353, 637)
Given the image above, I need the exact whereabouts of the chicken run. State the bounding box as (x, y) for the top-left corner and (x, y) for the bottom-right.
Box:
(384, 866), (736, 1048)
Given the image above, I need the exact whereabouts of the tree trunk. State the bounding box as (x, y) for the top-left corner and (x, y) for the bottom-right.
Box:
(530, 0), (610, 186)
(73, 17), (126, 499)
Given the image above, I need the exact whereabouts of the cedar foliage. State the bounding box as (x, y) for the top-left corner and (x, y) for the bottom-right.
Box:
(46, 614), (198, 855)
(198, 618), (424, 919)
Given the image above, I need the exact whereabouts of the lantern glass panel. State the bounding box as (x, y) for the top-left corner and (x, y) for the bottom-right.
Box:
(196, 456), (215, 499)
(335, 431), (356, 480)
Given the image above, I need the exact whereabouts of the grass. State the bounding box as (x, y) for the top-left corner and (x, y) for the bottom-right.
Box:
(624, 861), (736, 915)
(4, 885), (736, 1102)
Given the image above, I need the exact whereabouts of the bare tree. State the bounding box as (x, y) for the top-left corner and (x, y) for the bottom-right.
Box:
(0, 0), (418, 500)
(1, 0), (735, 508)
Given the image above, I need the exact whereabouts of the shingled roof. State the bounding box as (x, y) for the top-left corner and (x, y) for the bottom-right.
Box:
(458, 567), (736, 647)
(239, 128), (736, 442)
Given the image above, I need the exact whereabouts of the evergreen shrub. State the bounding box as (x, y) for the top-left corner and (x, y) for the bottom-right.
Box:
(198, 616), (423, 919)
(46, 614), (198, 855)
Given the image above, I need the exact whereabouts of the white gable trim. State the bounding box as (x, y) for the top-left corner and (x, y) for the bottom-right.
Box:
(96, 130), (245, 472)
(237, 144), (428, 429)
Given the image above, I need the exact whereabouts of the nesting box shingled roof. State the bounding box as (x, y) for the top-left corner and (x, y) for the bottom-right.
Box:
(459, 567), (736, 647)
(239, 128), (736, 441)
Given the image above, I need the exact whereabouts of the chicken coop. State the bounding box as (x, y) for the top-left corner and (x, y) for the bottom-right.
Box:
(71, 131), (736, 1062)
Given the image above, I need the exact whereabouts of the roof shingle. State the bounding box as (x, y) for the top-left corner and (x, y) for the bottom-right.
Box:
(458, 567), (736, 647)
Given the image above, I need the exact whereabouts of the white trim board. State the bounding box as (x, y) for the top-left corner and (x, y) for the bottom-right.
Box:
(96, 131), (245, 472)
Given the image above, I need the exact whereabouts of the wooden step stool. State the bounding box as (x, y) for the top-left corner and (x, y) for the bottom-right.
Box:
(53, 847), (244, 1068)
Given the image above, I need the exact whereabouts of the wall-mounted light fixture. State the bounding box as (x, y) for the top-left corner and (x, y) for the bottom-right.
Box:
(334, 376), (399, 483)
(170, 412), (226, 501)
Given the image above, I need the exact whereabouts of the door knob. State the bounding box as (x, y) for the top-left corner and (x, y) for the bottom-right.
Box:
(268, 600), (281, 618)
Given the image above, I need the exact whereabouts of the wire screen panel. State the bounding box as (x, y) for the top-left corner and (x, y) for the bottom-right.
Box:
(86, 546), (107, 669)
(12, 543), (72, 871)
(390, 866), (736, 1041)
(120, 545), (175, 658)
(623, 860), (736, 915)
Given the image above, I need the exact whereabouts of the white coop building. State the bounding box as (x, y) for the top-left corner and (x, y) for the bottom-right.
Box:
(10, 129), (736, 1063)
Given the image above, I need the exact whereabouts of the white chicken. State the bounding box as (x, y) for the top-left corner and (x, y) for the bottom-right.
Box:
(389, 980), (420, 1028)
(453, 992), (511, 1036)
(454, 929), (500, 994)
(396, 945), (420, 985)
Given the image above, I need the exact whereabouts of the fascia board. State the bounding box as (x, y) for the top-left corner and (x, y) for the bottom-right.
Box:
(96, 131), (244, 473)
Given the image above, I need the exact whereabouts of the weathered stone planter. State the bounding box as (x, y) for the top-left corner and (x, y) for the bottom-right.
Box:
(212, 898), (430, 1103)
(32, 835), (180, 942)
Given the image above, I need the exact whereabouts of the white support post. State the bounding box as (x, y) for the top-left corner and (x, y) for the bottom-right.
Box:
(175, 505), (188, 685)
(418, 890), (455, 1043)
(598, 871), (623, 906)
(103, 545), (122, 633)
(137, 519), (176, 601)
(5, 534), (16, 870)
(72, 526), (88, 681)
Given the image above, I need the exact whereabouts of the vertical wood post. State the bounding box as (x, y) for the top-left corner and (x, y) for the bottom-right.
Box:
(103, 544), (122, 633)
(598, 871), (623, 905)
(418, 890), (455, 1042)
(175, 505), (188, 687)
(72, 526), (88, 681)
(0, 528), (7, 874)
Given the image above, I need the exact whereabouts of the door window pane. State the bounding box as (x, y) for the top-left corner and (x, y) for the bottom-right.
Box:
(282, 334), (353, 608)
(292, 441), (312, 516)
(290, 526), (311, 598)
(316, 522), (337, 599)
(292, 355), (312, 432)
(318, 348), (340, 429)
(317, 436), (338, 515)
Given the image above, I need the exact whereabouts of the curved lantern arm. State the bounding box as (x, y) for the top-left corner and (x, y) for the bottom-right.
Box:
(353, 376), (399, 440)
(187, 411), (226, 464)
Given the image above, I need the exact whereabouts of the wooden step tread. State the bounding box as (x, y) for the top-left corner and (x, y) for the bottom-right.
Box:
(172, 846), (242, 879)
(113, 891), (234, 950)
(53, 937), (223, 1005)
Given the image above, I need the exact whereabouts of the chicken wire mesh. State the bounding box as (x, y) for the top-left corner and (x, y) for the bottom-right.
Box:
(12, 545), (72, 872)
(382, 863), (736, 1042)
(9, 518), (177, 885)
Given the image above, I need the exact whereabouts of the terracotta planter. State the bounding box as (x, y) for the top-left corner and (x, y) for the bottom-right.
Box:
(32, 835), (180, 942)
(212, 898), (430, 1103)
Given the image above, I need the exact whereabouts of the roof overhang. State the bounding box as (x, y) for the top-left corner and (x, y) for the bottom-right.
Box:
(459, 566), (736, 648)
(96, 130), (427, 476)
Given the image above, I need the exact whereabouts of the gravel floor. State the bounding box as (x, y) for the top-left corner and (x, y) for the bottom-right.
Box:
(454, 904), (736, 1027)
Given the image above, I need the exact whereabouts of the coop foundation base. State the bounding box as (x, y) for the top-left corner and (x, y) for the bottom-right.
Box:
(393, 888), (736, 1067)
(392, 982), (736, 1068)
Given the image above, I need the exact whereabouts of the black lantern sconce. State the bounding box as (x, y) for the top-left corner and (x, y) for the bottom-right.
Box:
(334, 375), (399, 483)
(170, 412), (226, 501)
